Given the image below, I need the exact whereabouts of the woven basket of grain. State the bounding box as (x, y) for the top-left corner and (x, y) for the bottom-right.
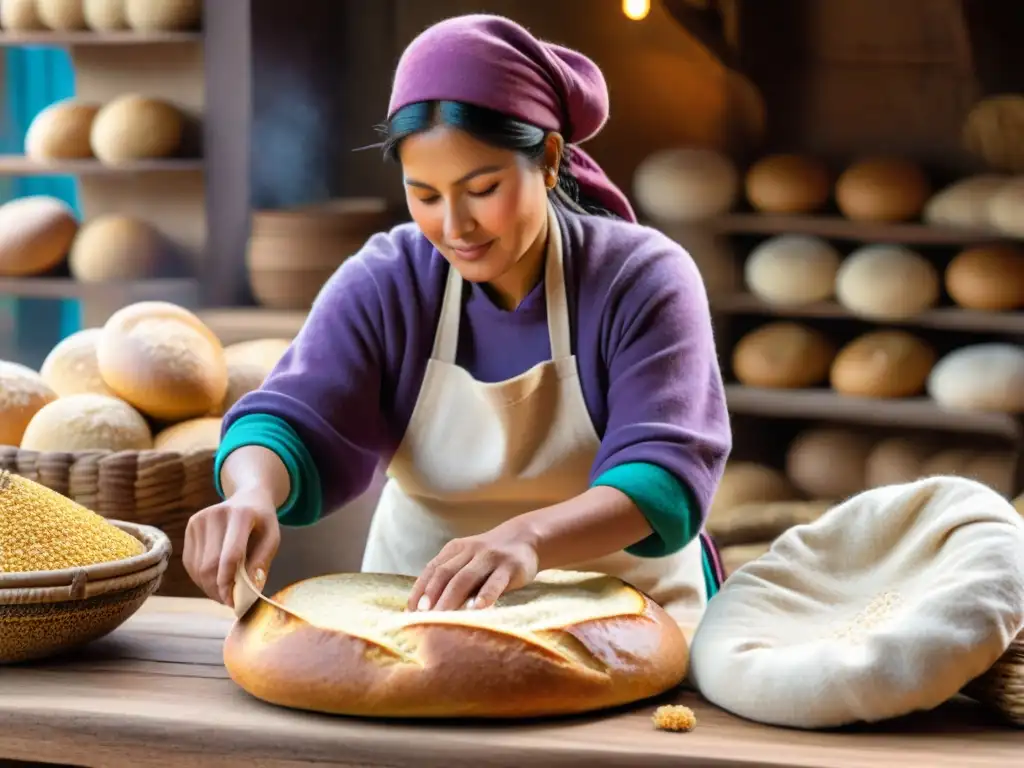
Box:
(0, 445), (217, 598)
(962, 632), (1024, 727)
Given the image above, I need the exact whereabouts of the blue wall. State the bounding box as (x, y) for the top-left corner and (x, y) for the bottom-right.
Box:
(1, 46), (82, 358)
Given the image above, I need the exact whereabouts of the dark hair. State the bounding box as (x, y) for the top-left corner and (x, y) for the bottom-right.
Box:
(377, 100), (619, 219)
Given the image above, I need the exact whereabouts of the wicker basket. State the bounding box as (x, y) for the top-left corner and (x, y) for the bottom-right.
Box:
(0, 445), (220, 598)
(0, 520), (171, 664)
(963, 633), (1024, 726)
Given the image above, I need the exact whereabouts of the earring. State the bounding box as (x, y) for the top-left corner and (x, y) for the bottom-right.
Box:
(546, 168), (557, 189)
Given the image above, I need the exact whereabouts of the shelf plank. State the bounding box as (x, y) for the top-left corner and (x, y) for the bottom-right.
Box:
(711, 294), (1024, 334)
(0, 31), (202, 47)
(706, 213), (1014, 245)
(197, 308), (308, 345)
(724, 385), (1022, 441)
(0, 277), (199, 302)
(0, 155), (203, 176)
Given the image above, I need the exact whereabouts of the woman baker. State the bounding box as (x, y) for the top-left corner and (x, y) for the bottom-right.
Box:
(183, 14), (732, 629)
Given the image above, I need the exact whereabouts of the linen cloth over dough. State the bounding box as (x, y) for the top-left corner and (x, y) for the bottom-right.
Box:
(688, 475), (1024, 729)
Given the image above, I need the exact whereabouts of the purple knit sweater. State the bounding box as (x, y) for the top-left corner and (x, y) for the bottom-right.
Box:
(224, 205), (732, 522)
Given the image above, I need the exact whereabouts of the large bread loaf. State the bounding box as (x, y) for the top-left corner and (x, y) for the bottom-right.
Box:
(224, 569), (689, 718)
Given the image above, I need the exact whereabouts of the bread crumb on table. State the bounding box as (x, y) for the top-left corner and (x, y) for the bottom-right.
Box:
(652, 704), (697, 732)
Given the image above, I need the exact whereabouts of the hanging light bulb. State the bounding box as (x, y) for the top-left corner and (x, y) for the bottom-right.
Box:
(622, 0), (651, 21)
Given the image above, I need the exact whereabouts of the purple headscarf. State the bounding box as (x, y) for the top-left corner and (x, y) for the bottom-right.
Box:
(388, 14), (636, 222)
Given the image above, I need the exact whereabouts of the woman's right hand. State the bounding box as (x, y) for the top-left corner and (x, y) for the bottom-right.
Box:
(183, 487), (281, 607)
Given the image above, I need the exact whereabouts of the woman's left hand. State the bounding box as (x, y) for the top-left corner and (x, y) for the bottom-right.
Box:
(407, 525), (539, 612)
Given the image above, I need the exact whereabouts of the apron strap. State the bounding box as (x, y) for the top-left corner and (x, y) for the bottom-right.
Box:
(544, 203), (572, 360)
(431, 261), (463, 364)
(431, 202), (572, 363)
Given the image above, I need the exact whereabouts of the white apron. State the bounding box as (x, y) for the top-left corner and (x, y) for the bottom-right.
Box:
(362, 204), (709, 632)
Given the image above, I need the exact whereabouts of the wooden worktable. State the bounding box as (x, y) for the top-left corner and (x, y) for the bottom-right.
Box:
(0, 597), (1020, 768)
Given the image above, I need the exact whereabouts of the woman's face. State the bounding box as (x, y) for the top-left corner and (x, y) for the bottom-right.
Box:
(399, 124), (558, 295)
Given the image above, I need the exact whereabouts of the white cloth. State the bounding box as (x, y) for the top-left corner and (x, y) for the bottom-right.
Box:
(360, 202), (708, 632)
(688, 475), (1024, 729)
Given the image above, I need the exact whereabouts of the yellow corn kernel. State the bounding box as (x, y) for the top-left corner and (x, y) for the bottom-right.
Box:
(0, 470), (144, 573)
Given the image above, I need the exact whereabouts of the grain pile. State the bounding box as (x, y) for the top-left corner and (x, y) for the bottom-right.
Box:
(0, 471), (143, 573)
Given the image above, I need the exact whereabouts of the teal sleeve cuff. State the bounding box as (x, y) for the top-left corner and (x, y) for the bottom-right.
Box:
(592, 462), (700, 559)
(214, 413), (324, 527)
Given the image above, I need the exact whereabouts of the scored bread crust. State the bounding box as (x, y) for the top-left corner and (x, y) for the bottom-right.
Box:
(223, 572), (689, 719)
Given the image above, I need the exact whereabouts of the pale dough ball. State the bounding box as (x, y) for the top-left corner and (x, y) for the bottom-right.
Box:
(829, 330), (936, 399)
(68, 214), (171, 282)
(0, 361), (58, 446)
(1, 0), (45, 29)
(927, 344), (1024, 413)
(923, 175), (1009, 229)
(786, 428), (874, 499)
(39, 328), (117, 398)
(25, 100), (100, 161)
(0, 196), (79, 277)
(945, 245), (1024, 311)
(210, 338), (291, 415)
(732, 322), (835, 389)
(633, 148), (738, 223)
(90, 95), (185, 165)
(744, 235), (840, 306)
(835, 245), (940, 319)
(36, 0), (87, 29)
(987, 177), (1024, 238)
(97, 301), (228, 421)
(744, 154), (831, 214)
(154, 416), (222, 453)
(124, 0), (202, 31)
(710, 462), (796, 518)
(21, 393), (152, 452)
(864, 437), (936, 488)
(835, 158), (931, 222)
(83, 0), (126, 30)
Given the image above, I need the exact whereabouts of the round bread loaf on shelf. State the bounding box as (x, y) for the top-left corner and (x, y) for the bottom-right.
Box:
(922, 175), (1009, 230)
(210, 338), (291, 415)
(945, 244), (1024, 311)
(24, 99), (100, 161)
(864, 437), (936, 488)
(224, 569), (690, 718)
(835, 157), (931, 222)
(69, 214), (173, 282)
(987, 177), (1024, 237)
(689, 476), (1024, 729)
(835, 244), (940, 319)
(97, 301), (228, 421)
(83, 0), (126, 29)
(1, 0), (45, 29)
(90, 95), (185, 165)
(20, 393), (152, 452)
(710, 461), (796, 518)
(36, 0), (87, 30)
(744, 154), (831, 214)
(921, 449), (1015, 497)
(39, 327), (117, 398)
(829, 330), (936, 399)
(786, 428), (874, 500)
(732, 322), (836, 389)
(0, 361), (58, 446)
(926, 343), (1024, 413)
(0, 195), (79, 277)
(124, 0), (202, 31)
(632, 147), (738, 223)
(743, 234), (840, 306)
(154, 417), (222, 453)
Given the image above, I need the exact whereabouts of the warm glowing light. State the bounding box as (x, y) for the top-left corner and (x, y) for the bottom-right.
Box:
(623, 0), (651, 21)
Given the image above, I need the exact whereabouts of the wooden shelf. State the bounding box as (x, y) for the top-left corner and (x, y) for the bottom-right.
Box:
(712, 294), (1024, 334)
(197, 308), (308, 345)
(0, 277), (199, 302)
(0, 155), (203, 176)
(724, 385), (1022, 441)
(706, 213), (1013, 245)
(0, 31), (202, 47)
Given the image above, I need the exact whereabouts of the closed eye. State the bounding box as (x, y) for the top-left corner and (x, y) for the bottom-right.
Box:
(469, 182), (500, 198)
